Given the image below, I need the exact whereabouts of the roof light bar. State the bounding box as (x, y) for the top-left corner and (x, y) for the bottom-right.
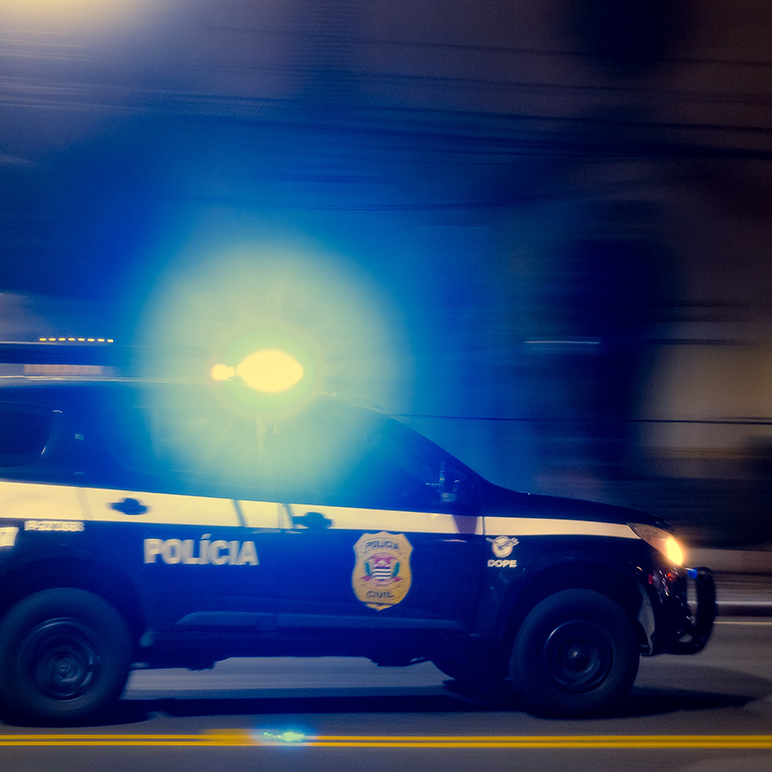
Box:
(38, 337), (114, 344)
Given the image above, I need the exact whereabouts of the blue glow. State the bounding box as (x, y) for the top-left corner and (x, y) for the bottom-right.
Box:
(259, 729), (307, 743)
(138, 239), (405, 411)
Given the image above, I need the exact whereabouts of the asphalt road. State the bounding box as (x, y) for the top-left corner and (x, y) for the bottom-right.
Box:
(1, 616), (771, 772)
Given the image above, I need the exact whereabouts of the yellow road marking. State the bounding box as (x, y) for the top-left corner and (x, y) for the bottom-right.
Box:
(0, 731), (253, 747)
(0, 735), (201, 739)
(0, 732), (771, 749)
(308, 735), (772, 741)
(297, 735), (772, 749)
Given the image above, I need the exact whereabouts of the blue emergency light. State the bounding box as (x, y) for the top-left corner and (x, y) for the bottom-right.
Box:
(211, 349), (304, 393)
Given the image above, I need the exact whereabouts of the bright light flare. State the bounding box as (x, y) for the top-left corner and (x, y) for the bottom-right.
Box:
(665, 536), (685, 567)
(631, 523), (686, 567)
(211, 364), (235, 382)
(138, 239), (406, 413)
(235, 349), (304, 393)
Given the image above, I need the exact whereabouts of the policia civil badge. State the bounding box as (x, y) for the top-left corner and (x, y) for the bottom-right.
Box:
(352, 531), (413, 610)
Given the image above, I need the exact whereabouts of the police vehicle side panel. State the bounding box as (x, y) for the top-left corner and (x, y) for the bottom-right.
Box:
(0, 516), (145, 643)
(71, 384), (485, 661)
(477, 532), (655, 649)
(476, 487), (692, 655)
(79, 488), (275, 637)
(264, 502), (484, 638)
(0, 483), (94, 617)
(224, 400), (489, 657)
(0, 397), (148, 653)
(78, 394), (285, 648)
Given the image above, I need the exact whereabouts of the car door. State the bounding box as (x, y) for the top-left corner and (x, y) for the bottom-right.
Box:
(242, 401), (485, 636)
(79, 392), (279, 634)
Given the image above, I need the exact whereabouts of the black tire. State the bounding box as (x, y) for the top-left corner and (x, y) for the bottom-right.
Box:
(0, 589), (132, 724)
(510, 589), (639, 717)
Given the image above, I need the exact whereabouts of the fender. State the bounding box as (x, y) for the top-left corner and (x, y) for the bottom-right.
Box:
(0, 550), (146, 646)
(473, 535), (659, 649)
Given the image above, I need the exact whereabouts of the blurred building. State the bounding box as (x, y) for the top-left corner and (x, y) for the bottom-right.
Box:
(1, 0), (772, 543)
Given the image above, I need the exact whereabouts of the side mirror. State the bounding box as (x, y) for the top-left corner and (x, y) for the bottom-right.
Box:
(430, 462), (473, 505)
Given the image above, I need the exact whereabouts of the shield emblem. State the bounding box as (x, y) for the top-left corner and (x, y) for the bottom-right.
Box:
(352, 531), (413, 610)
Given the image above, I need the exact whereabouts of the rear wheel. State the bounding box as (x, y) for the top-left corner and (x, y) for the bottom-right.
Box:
(0, 589), (132, 724)
(510, 589), (639, 717)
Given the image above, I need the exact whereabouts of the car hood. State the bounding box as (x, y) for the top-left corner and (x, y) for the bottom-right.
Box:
(481, 483), (669, 530)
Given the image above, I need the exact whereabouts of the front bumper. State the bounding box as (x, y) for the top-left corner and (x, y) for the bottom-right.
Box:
(667, 567), (717, 654)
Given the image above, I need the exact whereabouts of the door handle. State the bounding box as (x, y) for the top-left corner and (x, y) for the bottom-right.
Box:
(292, 511), (332, 530)
(109, 498), (148, 516)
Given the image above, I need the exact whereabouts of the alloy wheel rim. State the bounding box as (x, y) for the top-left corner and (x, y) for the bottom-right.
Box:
(541, 620), (614, 693)
(21, 619), (100, 701)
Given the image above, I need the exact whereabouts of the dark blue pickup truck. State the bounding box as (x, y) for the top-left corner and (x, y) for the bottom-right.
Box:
(0, 378), (715, 723)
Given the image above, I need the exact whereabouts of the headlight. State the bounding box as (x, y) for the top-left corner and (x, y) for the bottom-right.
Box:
(630, 523), (685, 566)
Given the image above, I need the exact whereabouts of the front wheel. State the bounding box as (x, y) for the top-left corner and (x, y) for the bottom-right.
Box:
(510, 589), (639, 717)
(0, 589), (132, 724)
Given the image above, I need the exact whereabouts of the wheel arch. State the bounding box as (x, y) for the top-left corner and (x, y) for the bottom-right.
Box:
(498, 560), (649, 653)
(0, 557), (146, 652)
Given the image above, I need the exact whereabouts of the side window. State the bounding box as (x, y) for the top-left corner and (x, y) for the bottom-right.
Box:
(259, 409), (377, 505)
(263, 406), (444, 510)
(0, 404), (55, 468)
(364, 418), (448, 486)
(91, 397), (471, 508)
(94, 402), (267, 498)
(360, 413), (478, 511)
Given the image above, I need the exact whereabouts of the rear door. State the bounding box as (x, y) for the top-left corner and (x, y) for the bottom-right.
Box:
(80, 391), (279, 634)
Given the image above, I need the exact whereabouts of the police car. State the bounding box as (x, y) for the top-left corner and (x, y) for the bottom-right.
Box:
(0, 374), (715, 723)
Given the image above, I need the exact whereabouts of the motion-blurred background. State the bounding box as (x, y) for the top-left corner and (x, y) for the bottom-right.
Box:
(1, 0), (772, 551)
